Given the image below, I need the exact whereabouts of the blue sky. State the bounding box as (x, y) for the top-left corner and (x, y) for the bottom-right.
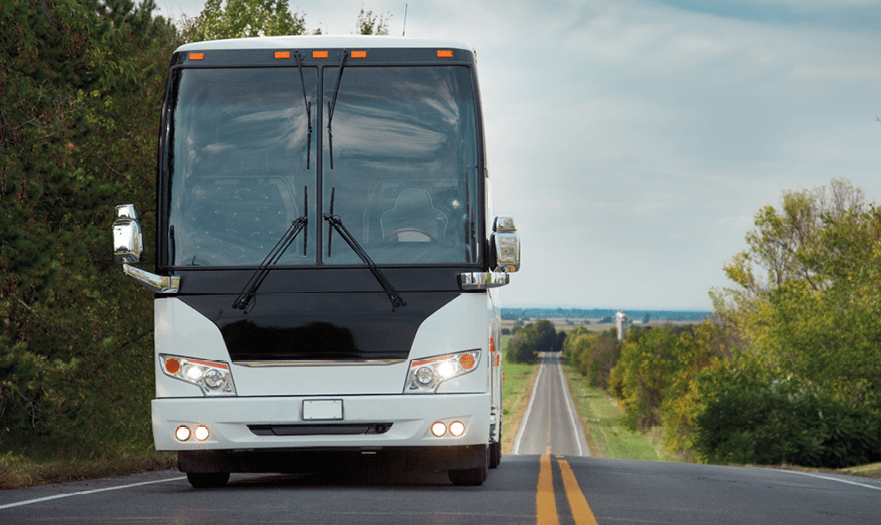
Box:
(156, 0), (881, 310)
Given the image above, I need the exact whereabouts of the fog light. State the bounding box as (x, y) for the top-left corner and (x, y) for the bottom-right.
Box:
(431, 421), (446, 437)
(175, 425), (191, 441)
(449, 421), (465, 437)
(194, 425), (210, 441)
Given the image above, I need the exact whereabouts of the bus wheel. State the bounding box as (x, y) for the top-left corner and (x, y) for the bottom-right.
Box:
(186, 472), (230, 489)
(489, 441), (501, 469)
(448, 464), (487, 486)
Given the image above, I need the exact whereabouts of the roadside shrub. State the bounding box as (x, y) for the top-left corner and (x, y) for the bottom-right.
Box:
(693, 363), (881, 468)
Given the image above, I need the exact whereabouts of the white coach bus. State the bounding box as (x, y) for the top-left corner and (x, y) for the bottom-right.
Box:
(112, 36), (520, 488)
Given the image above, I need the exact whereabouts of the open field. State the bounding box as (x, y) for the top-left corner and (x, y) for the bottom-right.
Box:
(502, 318), (702, 333)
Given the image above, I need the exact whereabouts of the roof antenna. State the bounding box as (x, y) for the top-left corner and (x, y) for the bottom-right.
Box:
(402, 4), (408, 36)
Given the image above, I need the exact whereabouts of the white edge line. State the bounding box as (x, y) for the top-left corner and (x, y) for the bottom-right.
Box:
(511, 358), (544, 455)
(0, 476), (188, 511)
(782, 469), (881, 491)
(555, 353), (587, 457)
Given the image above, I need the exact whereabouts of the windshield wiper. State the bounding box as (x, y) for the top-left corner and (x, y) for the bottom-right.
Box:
(323, 187), (406, 311)
(294, 51), (313, 169)
(233, 188), (309, 312)
(326, 50), (347, 169)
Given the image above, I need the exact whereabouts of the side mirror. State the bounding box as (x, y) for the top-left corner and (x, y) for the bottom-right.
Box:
(458, 216), (520, 291)
(490, 216), (520, 273)
(112, 204), (180, 293)
(113, 204), (143, 264)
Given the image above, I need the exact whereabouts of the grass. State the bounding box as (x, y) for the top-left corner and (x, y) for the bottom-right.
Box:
(562, 360), (677, 461)
(838, 462), (881, 479)
(0, 450), (176, 490)
(500, 346), (540, 455)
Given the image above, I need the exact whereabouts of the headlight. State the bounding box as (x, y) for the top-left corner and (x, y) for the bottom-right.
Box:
(404, 350), (481, 393)
(160, 355), (237, 396)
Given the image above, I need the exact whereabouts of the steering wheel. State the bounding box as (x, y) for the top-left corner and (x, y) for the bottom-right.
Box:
(385, 228), (436, 242)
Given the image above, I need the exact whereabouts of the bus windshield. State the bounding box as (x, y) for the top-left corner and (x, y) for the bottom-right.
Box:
(166, 64), (480, 268)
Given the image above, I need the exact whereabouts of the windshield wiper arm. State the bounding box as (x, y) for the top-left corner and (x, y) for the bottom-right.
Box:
(294, 51), (313, 169)
(233, 187), (309, 312)
(326, 50), (347, 169)
(323, 188), (406, 311)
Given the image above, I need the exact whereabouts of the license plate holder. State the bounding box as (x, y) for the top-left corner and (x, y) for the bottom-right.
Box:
(302, 399), (344, 421)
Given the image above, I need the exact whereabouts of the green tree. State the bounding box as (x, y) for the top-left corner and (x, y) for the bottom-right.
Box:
(182, 0), (309, 42)
(505, 320), (561, 364)
(356, 7), (390, 35)
(1, 0), (177, 457)
(715, 178), (881, 406)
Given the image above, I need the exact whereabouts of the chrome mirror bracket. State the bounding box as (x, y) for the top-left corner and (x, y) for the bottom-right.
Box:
(123, 264), (180, 294)
(458, 272), (510, 290)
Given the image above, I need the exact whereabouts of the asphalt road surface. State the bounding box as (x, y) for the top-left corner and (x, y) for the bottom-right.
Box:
(512, 352), (591, 457)
(2, 352), (879, 524)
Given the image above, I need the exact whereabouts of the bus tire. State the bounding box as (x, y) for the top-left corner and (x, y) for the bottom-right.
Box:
(448, 464), (487, 486)
(489, 441), (501, 469)
(186, 472), (230, 489)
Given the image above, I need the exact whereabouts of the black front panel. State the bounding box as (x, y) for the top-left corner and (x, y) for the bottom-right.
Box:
(180, 290), (459, 362)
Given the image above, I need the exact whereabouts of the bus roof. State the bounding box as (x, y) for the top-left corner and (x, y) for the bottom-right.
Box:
(176, 35), (474, 54)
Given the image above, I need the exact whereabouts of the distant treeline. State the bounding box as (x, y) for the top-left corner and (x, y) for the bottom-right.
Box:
(502, 308), (710, 322)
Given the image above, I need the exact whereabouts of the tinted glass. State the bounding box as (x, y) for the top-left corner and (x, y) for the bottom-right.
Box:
(166, 65), (479, 267)
(168, 67), (317, 267)
(322, 66), (479, 265)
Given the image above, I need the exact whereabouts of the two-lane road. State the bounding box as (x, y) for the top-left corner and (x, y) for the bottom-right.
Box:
(513, 352), (590, 457)
(2, 352), (880, 524)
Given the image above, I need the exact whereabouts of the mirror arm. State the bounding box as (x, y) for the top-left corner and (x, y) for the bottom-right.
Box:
(123, 264), (180, 294)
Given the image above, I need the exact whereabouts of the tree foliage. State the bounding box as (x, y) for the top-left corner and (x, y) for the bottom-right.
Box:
(356, 7), (390, 35)
(673, 178), (881, 466)
(506, 320), (564, 364)
(715, 178), (881, 406)
(181, 0), (309, 42)
(0, 0), (178, 457)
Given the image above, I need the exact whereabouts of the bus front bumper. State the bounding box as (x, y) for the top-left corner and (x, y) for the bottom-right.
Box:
(152, 393), (490, 452)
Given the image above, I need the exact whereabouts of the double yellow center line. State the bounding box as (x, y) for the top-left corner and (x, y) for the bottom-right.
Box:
(536, 453), (598, 525)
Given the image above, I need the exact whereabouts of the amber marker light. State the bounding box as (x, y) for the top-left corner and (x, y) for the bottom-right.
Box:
(165, 357), (181, 375)
(274, 51), (291, 59)
(459, 354), (476, 370)
(437, 50), (453, 58)
(351, 50), (367, 58)
(188, 52), (205, 60)
(313, 51), (329, 59)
